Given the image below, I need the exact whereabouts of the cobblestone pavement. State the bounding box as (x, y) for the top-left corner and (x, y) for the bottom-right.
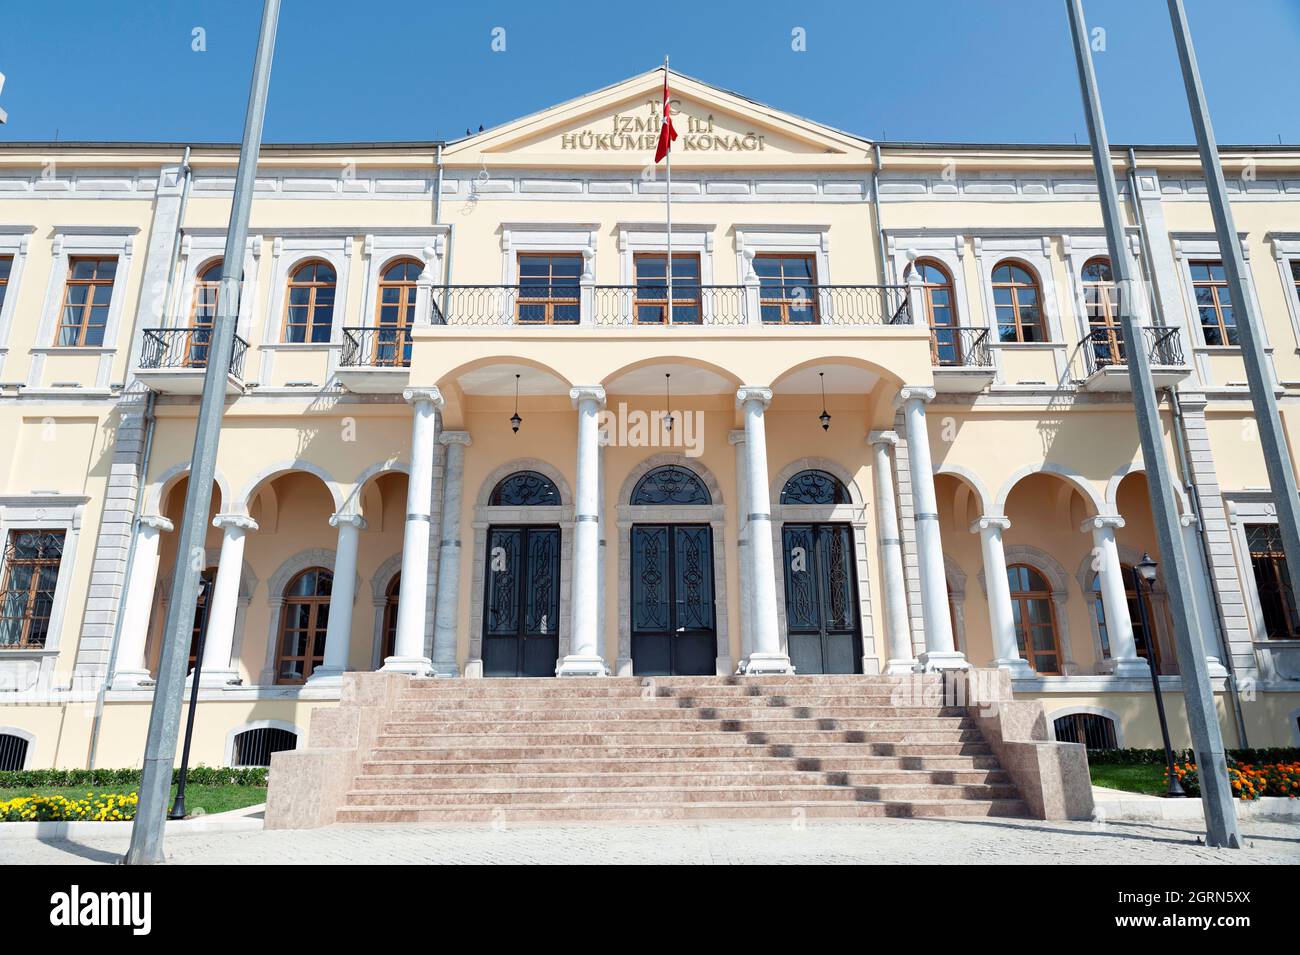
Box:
(2, 816), (1298, 864)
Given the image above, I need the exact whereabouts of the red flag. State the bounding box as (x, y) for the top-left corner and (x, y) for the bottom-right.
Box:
(654, 70), (677, 163)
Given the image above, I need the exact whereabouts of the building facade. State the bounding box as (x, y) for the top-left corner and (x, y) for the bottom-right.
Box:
(1, 70), (1299, 771)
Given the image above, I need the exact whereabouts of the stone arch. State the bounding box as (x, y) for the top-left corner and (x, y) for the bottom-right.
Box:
(237, 459), (344, 515)
(368, 552), (404, 669)
(223, 719), (302, 768)
(475, 458), (573, 508)
(1106, 463), (1191, 517)
(340, 460), (410, 520)
(145, 462), (233, 517)
(935, 463), (994, 518)
(0, 726), (36, 770)
(1047, 705), (1125, 747)
(994, 462), (1106, 518)
(768, 354), (905, 394)
(601, 355), (743, 393)
(618, 452), (724, 507)
(770, 456), (865, 508)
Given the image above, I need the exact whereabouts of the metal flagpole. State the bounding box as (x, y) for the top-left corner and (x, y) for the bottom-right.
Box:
(1167, 0), (1300, 611)
(124, 0), (280, 865)
(664, 57), (673, 326)
(1066, 0), (1240, 848)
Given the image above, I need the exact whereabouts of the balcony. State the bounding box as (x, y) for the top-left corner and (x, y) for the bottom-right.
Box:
(429, 283), (912, 326)
(136, 327), (248, 395)
(930, 325), (996, 393)
(1076, 325), (1189, 392)
(336, 326), (412, 393)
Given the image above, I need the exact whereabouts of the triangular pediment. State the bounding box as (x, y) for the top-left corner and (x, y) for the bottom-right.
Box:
(442, 68), (872, 170)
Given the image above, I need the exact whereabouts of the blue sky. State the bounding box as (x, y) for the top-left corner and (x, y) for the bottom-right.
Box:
(1, 0), (1298, 146)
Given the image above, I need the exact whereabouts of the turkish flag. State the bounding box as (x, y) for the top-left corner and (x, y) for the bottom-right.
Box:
(654, 70), (677, 163)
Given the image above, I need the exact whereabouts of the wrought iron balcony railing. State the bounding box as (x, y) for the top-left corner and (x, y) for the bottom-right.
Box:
(930, 326), (993, 367)
(431, 284), (581, 325)
(1078, 325), (1185, 378)
(592, 284), (746, 325)
(340, 326), (412, 368)
(140, 327), (249, 378)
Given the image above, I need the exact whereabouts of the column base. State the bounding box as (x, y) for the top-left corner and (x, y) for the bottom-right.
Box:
(381, 655), (434, 676)
(884, 658), (920, 675)
(556, 654), (609, 677)
(194, 667), (242, 688)
(614, 656), (634, 677)
(430, 661), (461, 678)
(918, 650), (970, 671)
(993, 657), (1034, 679)
(1108, 656), (1151, 679)
(108, 669), (155, 690)
(741, 652), (795, 675)
(462, 659), (484, 679)
(304, 665), (346, 687)
(1205, 656), (1230, 678)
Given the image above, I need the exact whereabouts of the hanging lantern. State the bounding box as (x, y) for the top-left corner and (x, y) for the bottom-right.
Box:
(663, 373), (674, 433)
(818, 371), (831, 431)
(510, 373), (522, 433)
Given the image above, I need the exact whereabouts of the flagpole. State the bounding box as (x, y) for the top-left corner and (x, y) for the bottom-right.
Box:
(664, 56), (673, 326)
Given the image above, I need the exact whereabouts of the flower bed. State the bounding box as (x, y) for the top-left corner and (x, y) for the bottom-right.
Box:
(0, 792), (138, 822)
(1169, 759), (1300, 800)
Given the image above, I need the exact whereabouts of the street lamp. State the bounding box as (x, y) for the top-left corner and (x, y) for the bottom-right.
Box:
(168, 574), (214, 820)
(1132, 552), (1185, 798)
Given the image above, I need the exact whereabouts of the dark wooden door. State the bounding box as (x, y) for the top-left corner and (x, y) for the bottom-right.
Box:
(782, 523), (862, 674)
(482, 525), (561, 677)
(631, 524), (716, 675)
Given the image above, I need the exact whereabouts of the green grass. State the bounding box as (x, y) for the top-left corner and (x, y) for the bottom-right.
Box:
(16, 785), (266, 818)
(1089, 762), (1168, 796)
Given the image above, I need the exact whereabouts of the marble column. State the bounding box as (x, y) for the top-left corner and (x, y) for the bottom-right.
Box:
(431, 430), (471, 677)
(307, 512), (365, 686)
(385, 386), (442, 674)
(737, 386), (793, 674)
(557, 385), (608, 676)
(111, 515), (173, 688)
(199, 513), (258, 687)
(1083, 514), (1149, 678)
(897, 386), (966, 670)
(972, 515), (1032, 676)
(730, 429), (754, 669)
(868, 431), (917, 674)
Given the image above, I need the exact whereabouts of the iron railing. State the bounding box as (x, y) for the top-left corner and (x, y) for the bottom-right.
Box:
(1078, 325), (1184, 378)
(140, 327), (249, 378)
(340, 326), (412, 368)
(592, 284), (746, 325)
(796, 285), (911, 326)
(432, 284), (582, 325)
(931, 326), (993, 368)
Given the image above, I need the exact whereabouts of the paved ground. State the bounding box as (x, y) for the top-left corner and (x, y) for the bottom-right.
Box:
(3, 816), (1298, 864)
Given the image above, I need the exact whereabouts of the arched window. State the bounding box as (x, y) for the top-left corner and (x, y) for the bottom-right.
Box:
(1052, 712), (1117, 749)
(913, 259), (962, 365)
(1081, 257), (1123, 365)
(283, 260), (336, 343)
(373, 259), (421, 366)
(490, 470), (560, 506)
(381, 573), (400, 660)
(1007, 563), (1061, 674)
(630, 465), (711, 506)
(0, 732), (30, 771)
(275, 567), (333, 684)
(992, 261), (1044, 343)
(1092, 565), (1164, 672)
(780, 469), (849, 505)
(184, 260), (222, 367)
(231, 726), (298, 768)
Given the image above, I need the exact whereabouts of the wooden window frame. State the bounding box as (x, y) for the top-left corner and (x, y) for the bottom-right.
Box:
(274, 568), (333, 685)
(755, 253), (820, 325)
(1081, 256), (1124, 363)
(281, 259), (337, 344)
(1007, 563), (1062, 675)
(0, 254), (11, 314)
(0, 530), (66, 650)
(184, 259), (223, 368)
(915, 258), (961, 364)
(515, 252), (581, 325)
(56, 256), (117, 347)
(372, 258), (421, 365)
(1246, 523), (1300, 640)
(633, 252), (702, 324)
(1190, 260), (1237, 346)
(992, 259), (1045, 344)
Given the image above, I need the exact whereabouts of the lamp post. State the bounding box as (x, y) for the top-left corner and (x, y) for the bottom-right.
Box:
(1133, 552), (1185, 798)
(168, 574), (213, 820)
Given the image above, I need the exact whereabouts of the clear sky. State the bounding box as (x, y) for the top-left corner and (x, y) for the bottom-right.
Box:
(1, 0), (1298, 146)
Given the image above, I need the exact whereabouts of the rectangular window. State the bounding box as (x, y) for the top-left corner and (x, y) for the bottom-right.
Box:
(0, 255), (12, 314)
(633, 253), (701, 324)
(57, 256), (116, 347)
(0, 530), (65, 649)
(755, 254), (818, 324)
(1190, 261), (1238, 346)
(1246, 523), (1300, 639)
(516, 253), (581, 324)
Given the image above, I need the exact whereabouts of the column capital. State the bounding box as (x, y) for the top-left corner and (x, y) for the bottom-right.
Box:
(728, 429), (746, 446)
(867, 429), (899, 448)
(439, 430), (472, 447)
(403, 386), (444, 409)
(1081, 514), (1125, 533)
(893, 385), (936, 409)
(138, 514), (174, 533)
(213, 513), (258, 532)
(971, 515), (1011, 534)
(329, 512), (367, 530)
(569, 385), (606, 408)
(736, 385), (773, 409)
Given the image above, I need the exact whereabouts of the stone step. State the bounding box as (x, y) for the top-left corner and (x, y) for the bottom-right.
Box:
(343, 781), (1024, 807)
(408, 674), (940, 689)
(359, 754), (1007, 775)
(334, 798), (1029, 824)
(368, 741), (995, 761)
(350, 768), (1013, 790)
(398, 684), (942, 703)
(389, 703), (971, 719)
(380, 716), (977, 736)
(375, 729), (988, 748)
